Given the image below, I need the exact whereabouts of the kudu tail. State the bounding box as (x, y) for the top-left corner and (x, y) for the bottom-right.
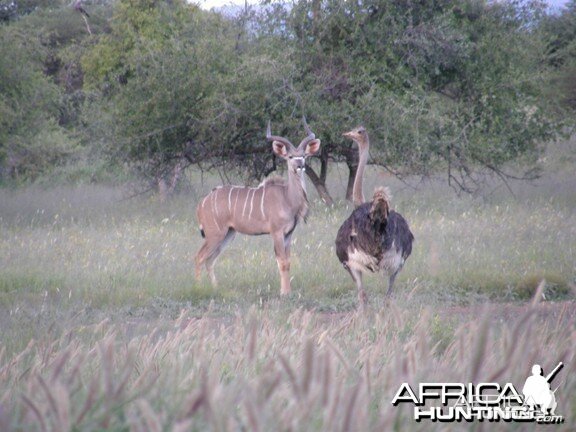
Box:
(196, 202), (206, 238)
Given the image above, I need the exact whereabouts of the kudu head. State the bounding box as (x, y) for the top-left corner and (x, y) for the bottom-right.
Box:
(266, 118), (321, 177)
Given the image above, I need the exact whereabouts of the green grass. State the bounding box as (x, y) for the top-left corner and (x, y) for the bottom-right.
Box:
(0, 137), (575, 430)
(2, 174), (572, 312)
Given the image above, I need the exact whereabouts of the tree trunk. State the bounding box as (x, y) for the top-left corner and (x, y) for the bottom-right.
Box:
(305, 153), (334, 206)
(345, 145), (359, 202)
(157, 159), (184, 202)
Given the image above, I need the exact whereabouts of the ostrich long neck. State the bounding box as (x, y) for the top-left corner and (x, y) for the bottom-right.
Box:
(352, 139), (369, 207)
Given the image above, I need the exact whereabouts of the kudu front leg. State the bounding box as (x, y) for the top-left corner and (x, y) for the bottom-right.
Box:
(273, 232), (291, 295)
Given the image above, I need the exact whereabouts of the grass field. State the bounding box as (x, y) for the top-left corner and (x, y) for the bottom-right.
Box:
(0, 138), (575, 430)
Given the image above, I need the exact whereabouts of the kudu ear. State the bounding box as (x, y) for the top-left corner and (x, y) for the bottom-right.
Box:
(304, 139), (321, 157)
(267, 120), (294, 158)
(272, 141), (290, 158)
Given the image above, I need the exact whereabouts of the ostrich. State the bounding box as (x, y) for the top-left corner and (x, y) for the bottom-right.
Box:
(335, 126), (414, 306)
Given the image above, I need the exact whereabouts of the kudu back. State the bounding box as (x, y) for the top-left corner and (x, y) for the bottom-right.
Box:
(195, 120), (320, 295)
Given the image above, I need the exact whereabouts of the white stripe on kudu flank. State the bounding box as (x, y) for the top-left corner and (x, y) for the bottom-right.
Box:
(233, 187), (240, 216)
(261, 186), (266, 219)
(228, 187), (235, 213)
(248, 187), (257, 220)
(242, 189), (250, 218)
(210, 191), (221, 231)
(213, 188), (220, 218)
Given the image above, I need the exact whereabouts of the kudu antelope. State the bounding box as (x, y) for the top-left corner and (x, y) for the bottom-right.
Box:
(195, 120), (321, 295)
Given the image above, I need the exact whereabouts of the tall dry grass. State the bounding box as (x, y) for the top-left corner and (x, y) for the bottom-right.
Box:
(1, 300), (574, 431)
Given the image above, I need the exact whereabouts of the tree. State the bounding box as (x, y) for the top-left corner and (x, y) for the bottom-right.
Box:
(0, 0), (62, 22)
(82, 0), (191, 88)
(0, 1), (114, 182)
(0, 17), (78, 181)
(82, 0), (304, 198)
(0, 0), (564, 192)
(542, 0), (576, 113)
(255, 0), (559, 197)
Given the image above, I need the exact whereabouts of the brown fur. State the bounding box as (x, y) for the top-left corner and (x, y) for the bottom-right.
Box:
(195, 123), (321, 295)
(261, 176), (287, 187)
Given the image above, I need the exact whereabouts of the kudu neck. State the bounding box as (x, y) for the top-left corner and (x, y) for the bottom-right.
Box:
(283, 168), (308, 222)
(287, 168), (307, 201)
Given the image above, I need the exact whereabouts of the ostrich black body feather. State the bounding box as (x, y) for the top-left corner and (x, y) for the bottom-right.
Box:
(336, 203), (414, 276)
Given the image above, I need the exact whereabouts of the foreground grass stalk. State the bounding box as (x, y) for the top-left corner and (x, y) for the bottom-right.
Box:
(0, 305), (574, 431)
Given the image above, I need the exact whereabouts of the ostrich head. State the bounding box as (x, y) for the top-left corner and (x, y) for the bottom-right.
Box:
(343, 126), (369, 150)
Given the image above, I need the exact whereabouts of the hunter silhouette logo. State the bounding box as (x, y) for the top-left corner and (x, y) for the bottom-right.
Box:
(522, 363), (563, 418)
(391, 362), (565, 423)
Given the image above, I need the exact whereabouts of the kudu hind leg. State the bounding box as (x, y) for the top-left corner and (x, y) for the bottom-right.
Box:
(195, 228), (233, 285)
(204, 229), (236, 286)
(195, 241), (211, 280)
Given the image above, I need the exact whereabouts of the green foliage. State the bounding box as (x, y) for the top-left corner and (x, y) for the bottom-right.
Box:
(0, 1), (113, 182)
(82, 0), (308, 186)
(0, 25), (78, 180)
(81, 0), (192, 87)
(0, 0), (62, 21)
(0, 0), (572, 190)
(265, 0), (558, 191)
(542, 0), (576, 112)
